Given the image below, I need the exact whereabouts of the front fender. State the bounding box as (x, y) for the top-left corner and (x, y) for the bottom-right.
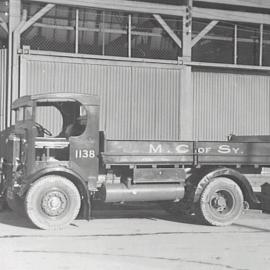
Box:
(19, 166), (92, 220)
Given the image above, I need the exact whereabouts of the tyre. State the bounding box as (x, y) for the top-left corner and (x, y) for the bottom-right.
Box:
(25, 175), (81, 230)
(198, 177), (244, 226)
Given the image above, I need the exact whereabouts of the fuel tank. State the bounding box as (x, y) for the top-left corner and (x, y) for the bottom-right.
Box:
(101, 182), (185, 203)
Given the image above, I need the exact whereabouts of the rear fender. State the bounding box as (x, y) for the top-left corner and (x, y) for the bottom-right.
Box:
(192, 168), (260, 208)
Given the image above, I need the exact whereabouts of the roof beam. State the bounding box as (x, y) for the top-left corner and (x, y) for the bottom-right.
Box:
(0, 15), (8, 33)
(153, 14), (182, 49)
(191, 20), (218, 47)
(25, 0), (185, 17)
(19, 4), (55, 34)
(193, 7), (270, 24)
(194, 0), (270, 10)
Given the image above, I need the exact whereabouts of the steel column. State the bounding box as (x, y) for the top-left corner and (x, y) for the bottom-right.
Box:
(8, 0), (21, 127)
(181, 0), (193, 140)
(234, 24), (238, 65)
(75, 9), (79, 54)
(128, 14), (131, 58)
(259, 24), (263, 66)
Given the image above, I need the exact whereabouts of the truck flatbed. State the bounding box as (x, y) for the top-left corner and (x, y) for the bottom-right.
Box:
(102, 139), (270, 166)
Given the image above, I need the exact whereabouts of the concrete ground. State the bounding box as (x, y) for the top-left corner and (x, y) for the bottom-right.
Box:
(0, 203), (270, 270)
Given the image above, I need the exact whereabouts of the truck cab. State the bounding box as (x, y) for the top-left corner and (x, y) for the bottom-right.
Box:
(0, 93), (100, 229)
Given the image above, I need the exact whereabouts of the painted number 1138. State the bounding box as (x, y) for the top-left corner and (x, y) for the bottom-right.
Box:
(75, 149), (96, 159)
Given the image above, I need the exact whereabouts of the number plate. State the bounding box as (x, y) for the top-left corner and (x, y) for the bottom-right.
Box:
(75, 149), (96, 159)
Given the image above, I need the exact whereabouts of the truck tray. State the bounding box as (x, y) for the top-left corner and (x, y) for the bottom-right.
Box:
(102, 140), (270, 166)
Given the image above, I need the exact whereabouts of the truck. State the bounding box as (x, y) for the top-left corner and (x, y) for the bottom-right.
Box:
(0, 92), (270, 229)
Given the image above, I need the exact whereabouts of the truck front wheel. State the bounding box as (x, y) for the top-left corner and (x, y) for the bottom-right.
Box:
(25, 175), (81, 230)
(198, 177), (244, 226)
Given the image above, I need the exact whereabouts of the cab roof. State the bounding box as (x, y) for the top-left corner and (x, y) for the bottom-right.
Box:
(12, 93), (100, 109)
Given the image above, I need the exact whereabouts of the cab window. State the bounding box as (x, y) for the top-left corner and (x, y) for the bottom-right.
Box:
(15, 106), (33, 122)
(34, 101), (86, 138)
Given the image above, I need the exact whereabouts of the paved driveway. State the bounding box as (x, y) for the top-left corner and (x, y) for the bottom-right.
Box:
(0, 204), (270, 270)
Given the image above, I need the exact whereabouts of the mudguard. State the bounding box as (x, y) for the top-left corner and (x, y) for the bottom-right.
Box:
(19, 166), (92, 220)
(191, 167), (261, 208)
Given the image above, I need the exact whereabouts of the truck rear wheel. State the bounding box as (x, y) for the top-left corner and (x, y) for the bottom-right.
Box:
(198, 177), (244, 226)
(25, 175), (81, 230)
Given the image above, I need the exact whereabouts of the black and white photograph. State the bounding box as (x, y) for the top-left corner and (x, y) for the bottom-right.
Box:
(1, 0), (270, 269)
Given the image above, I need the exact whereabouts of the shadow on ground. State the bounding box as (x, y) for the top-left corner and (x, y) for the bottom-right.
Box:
(0, 202), (202, 230)
(91, 201), (202, 225)
(232, 222), (270, 233)
(0, 209), (34, 229)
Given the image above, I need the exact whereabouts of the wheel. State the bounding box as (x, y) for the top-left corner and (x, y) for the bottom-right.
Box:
(198, 177), (244, 226)
(25, 175), (81, 230)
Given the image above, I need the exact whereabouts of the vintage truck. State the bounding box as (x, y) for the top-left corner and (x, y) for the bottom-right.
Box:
(0, 93), (270, 229)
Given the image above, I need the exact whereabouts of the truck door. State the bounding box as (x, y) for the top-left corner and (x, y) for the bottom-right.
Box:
(69, 104), (99, 190)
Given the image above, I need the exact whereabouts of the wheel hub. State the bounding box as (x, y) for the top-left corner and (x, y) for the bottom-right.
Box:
(41, 191), (67, 216)
(212, 194), (227, 212)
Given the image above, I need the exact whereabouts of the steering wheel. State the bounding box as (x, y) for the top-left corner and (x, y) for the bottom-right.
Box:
(34, 122), (52, 136)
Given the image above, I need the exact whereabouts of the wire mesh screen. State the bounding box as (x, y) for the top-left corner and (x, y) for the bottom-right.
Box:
(192, 19), (264, 66)
(131, 15), (182, 59)
(0, 0), (8, 48)
(0, 28), (7, 49)
(0, 0), (8, 18)
(104, 12), (128, 57)
(78, 10), (103, 55)
(78, 10), (129, 57)
(263, 25), (270, 66)
(21, 4), (75, 53)
(237, 23), (260, 66)
(192, 19), (234, 64)
(21, 4), (182, 60)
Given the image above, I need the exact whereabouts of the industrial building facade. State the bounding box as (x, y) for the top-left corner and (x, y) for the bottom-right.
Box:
(1, 0), (270, 140)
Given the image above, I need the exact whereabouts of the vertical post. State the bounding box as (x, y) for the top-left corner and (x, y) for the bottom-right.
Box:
(259, 24), (263, 66)
(234, 24), (238, 64)
(75, 9), (79, 54)
(180, 0), (193, 140)
(12, 9), (26, 106)
(182, 0), (192, 63)
(128, 14), (132, 58)
(8, 0), (21, 127)
(102, 11), (105, 55)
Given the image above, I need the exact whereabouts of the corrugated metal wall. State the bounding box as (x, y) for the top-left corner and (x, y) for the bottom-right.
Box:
(20, 55), (270, 142)
(0, 49), (7, 131)
(20, 55), (182, 140)
(193, 69), (270, 140)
